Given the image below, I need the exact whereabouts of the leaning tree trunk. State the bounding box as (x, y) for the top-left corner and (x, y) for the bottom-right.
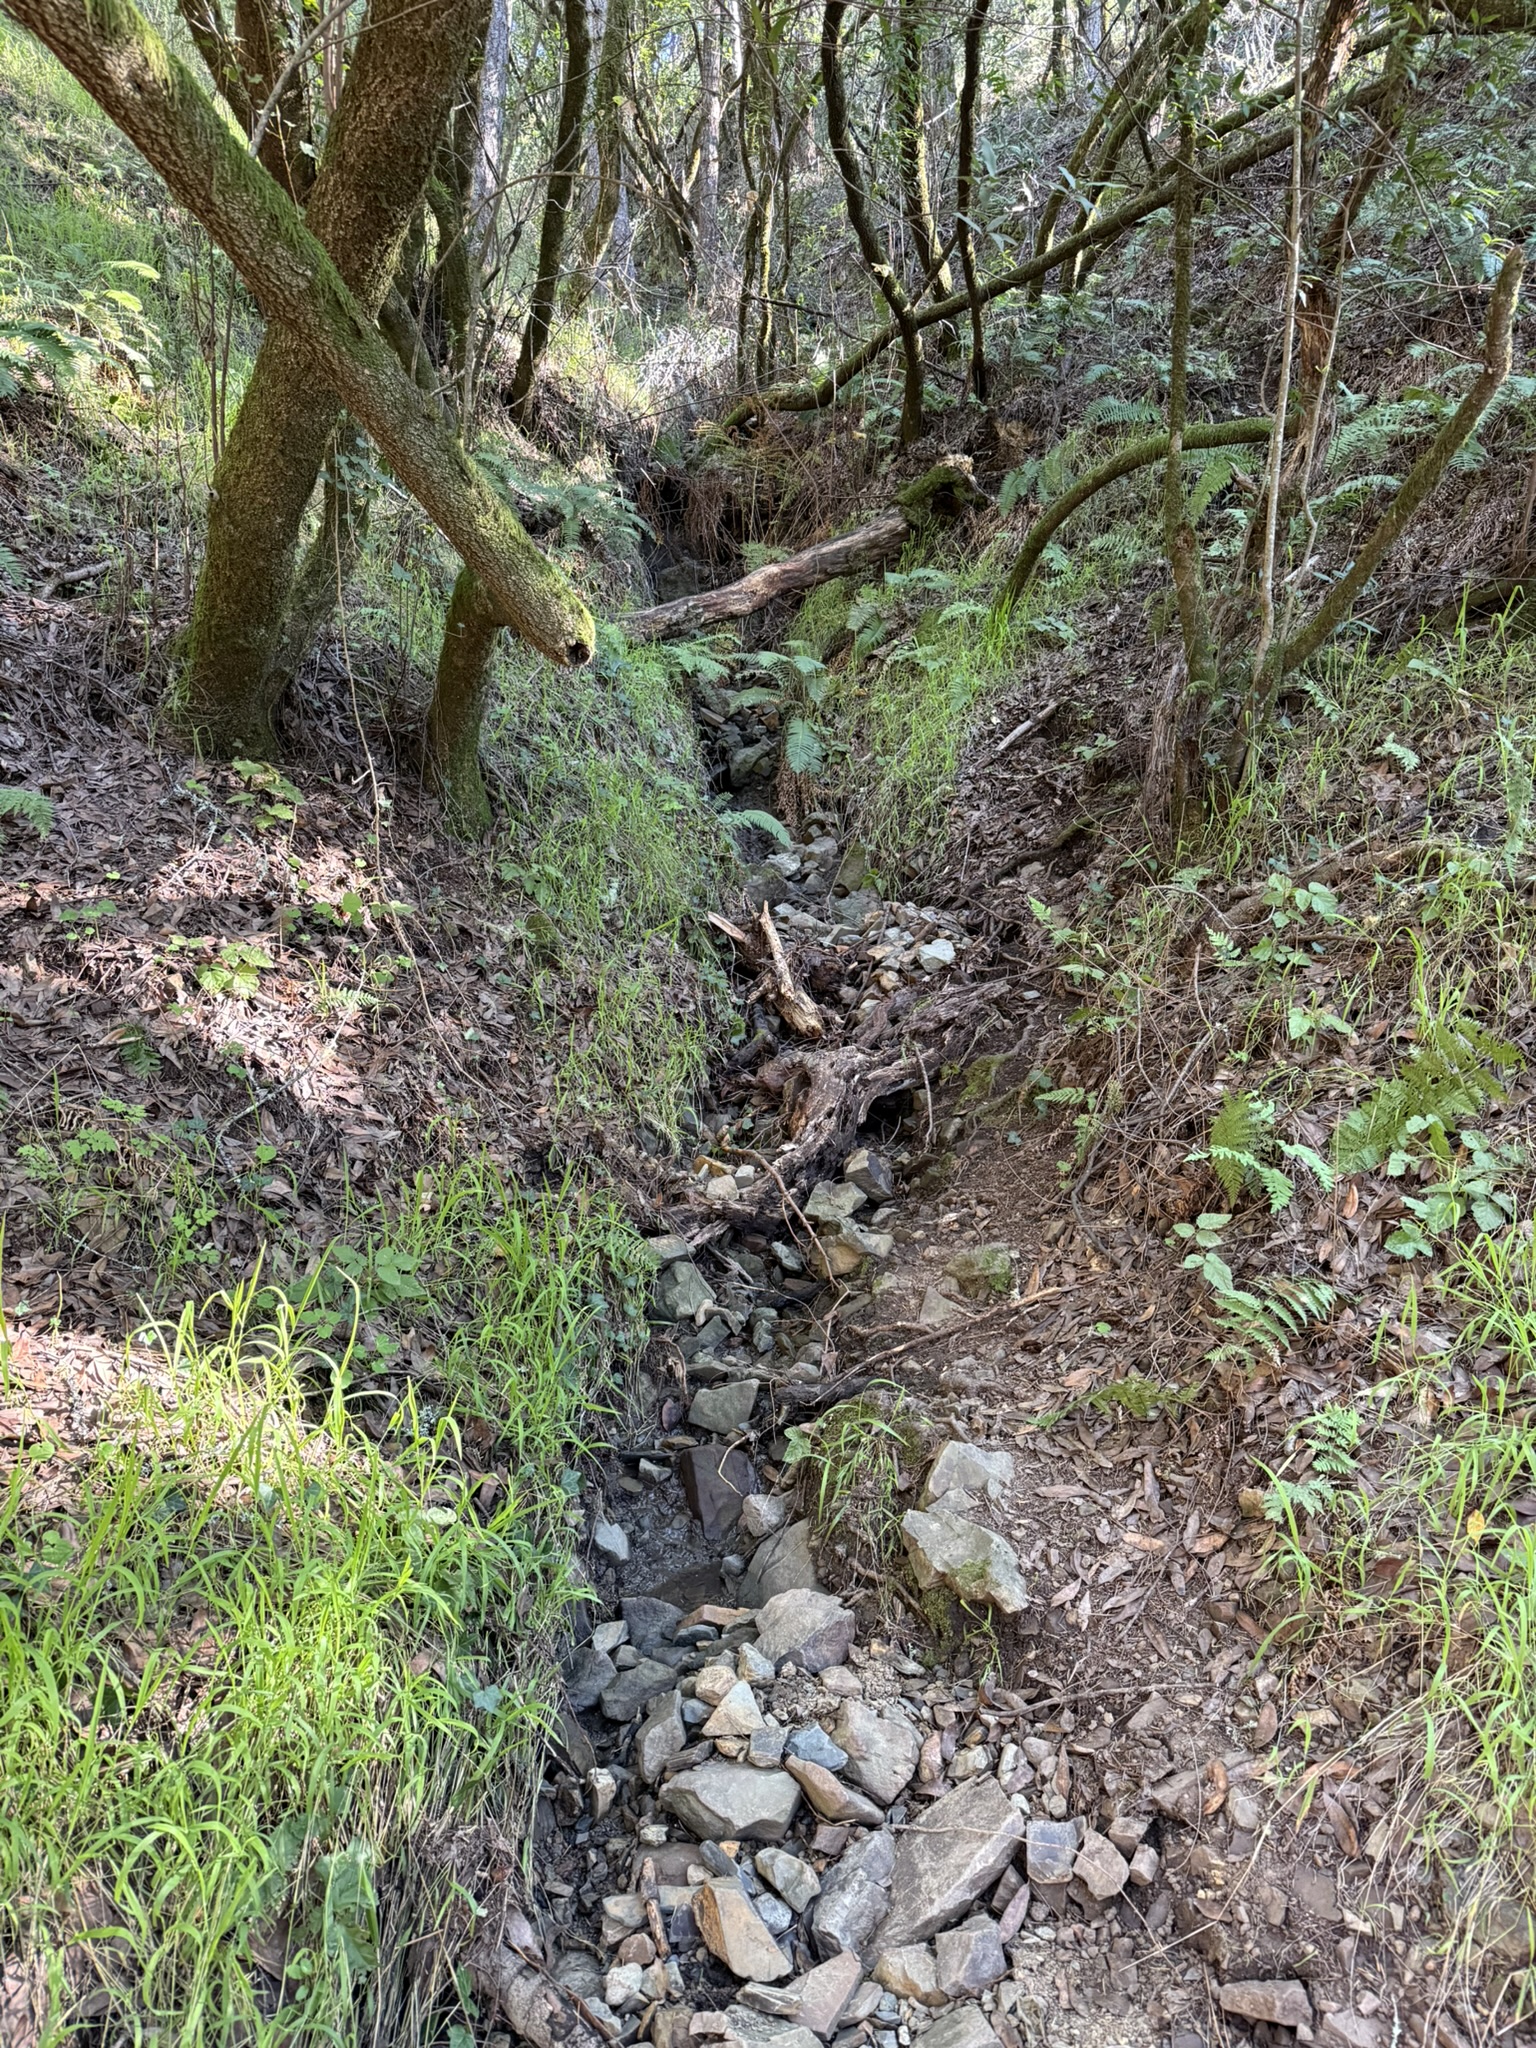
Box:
(180, 0), (492, 757)
(266, 414), (374, 698)
(2, 0), (596, 673)
(508, 0), (593, 425)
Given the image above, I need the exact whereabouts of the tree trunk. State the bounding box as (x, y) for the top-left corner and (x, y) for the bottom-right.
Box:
(472, 0), (513, 260)
(893, 0), (950, 295)
(7, 0), (595, 674)
(955, 0), (991, 400)
(696, 0), (723, 288)
(1150, 15), (1214, 845)
(426, 568), (503, 835)
(821, 0), (924, 445)
(509, 0), (593, 424)
(266, 413), (374, 698)
(180, 0), (493, 756)
(571, 0), (627, 310)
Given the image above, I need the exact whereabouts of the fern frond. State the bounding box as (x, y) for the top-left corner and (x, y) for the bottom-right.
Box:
(0, 787), (54, 837)
(1083, 396), (1162, 428)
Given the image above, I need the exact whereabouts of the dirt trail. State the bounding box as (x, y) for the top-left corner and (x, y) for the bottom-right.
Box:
(526, 756), (1437, 2048)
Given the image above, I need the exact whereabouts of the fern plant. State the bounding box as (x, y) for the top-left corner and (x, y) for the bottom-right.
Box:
(1335, 998), (1522, 1173)
(0, 788), (54, 838)
(1263, 1403), (1361, 1524)
(1194, 1088), (1334, 1213)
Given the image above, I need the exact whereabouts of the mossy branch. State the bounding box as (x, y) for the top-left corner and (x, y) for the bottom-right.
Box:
(995, 417), (1274, 616)
(6, 0), (594, 668)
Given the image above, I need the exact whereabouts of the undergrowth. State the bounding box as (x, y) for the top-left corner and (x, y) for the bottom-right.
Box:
(0, 1163), (644, 2046)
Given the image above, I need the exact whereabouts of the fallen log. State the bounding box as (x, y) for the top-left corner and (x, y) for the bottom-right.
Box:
(621, 457), (984, 643)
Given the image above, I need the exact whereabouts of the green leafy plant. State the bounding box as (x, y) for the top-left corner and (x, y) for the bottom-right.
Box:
(1335, 995), (1523, 1173)
(1384, 1128), (1524, 1258)
(198, 940), (273, 998)
(229, 759), (302, 831)
(56, 897), (116, 938)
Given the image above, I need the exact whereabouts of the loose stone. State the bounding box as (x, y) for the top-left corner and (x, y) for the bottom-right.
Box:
(696, 1879), (793, 1982)
(660, 1763), (802, 1843)
(785, 1755), (885, 1827)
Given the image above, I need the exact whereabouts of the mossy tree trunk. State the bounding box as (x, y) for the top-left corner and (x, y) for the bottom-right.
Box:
(821, 0), (924, 445)
(508, 0), (593, 425)
(426, 568), (504, 837)
(4, 0), (595, 674)
(180, 0), (492, 758)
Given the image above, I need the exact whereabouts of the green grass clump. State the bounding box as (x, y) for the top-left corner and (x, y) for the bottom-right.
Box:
(492, 626), (735, 1134)
(0, 1164), (643, 2046)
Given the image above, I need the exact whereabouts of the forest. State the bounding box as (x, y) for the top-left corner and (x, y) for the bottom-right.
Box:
(2, 0), (1536, 2043)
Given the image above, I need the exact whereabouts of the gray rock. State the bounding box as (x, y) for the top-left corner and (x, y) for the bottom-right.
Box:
(660, 1763), (802, 1842)
(605, 1962), (648, 2013)
(916, 938), (956, 973)
(593, 1518), (631, 1562)
(742, 1493), (790, 1541)
(749, 1726), (789, 1768)
(917, 1287), (964, 1329)
(705, 1681), (767, 1738)
(731, 739), (777, 787)
(657, 1261), (717, 1321)
(900, 1509), (1028, 1615)
(1322, 2015), (1385, 2048)
(1073, 1830), (1129, 1900)
(680, 1443), (757, 1540)
(832, 1703), (919, 1806)
(644, 1233), (693, 1267)
(787, 1726), (848, 1772)
(635, 1691), (686, 1784)
(565, 1644), (617, 1712)
(920, 1442), (1014, 1510)
(739, 1642), (778, 1683)
(942, 1244), (1012, 1299)
(804, 1181), (867, 1223)
(1025, 1819), (1078, 1885)
(724, 2010), (820, 2048)
(600, 1657), (678, 1722)
(843, 1146), (894, 1200)
(877, 1776), (1025, 1948)
(621, 1597), (685, 1653)
(741, 1520), (823, 1605)
(1218, 1982), (1313, 2030)
(811, 1829), (895, 1960)
(789, 1950), (863, 2039)
(1147, 1769), (1204, 1826)
(592, 1619), (629, 1654)
(690, 1379), (761, 1435)
(911, 2006), (1001, 2048)
(785, 1755), (885, 1827)
(754, 1589), (855, 1674)
(757, 1892), (795, 1936)
(934, 1918), (1006, 1996)
(1128, 1843), (1160, 1886)
(756, 1847), (821, 1914)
